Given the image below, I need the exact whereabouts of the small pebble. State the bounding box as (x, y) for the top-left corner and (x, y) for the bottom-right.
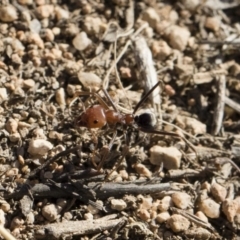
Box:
(181, 0), (200, 11)
(6, 168), (19, 177)
(158, 196), (173, 212)
(150, 146), (182, 169)
(172, 192), (191, 209)
(55, 88), (66, 108)
(5, 118), (18, 133)
(36, 4), (54, 19)
(23, 79), (35, 89)
(222, 198), (239, 222)
(0, 88), (7, 103)
(166, 25), (190, 51)
(63, 212), (72, 220)
(0, 202), (10, 212)
(211, 182), (227, 203)
(205, 17), (220, 32)
(83, 16), (103, 35)
(84, 212), (93, 220)
(195, 211), (208, 223)
(26, 212), (35, 225)
(0, 5), (18, 22)
(152, 40), (172, 60)
(72, 32), (92, 51)
(199, 198), (220, 219)
(167, 214), (190, 232)
(142, 7), (160, 29)
(138, 195), (153, 210)
(28, 139), (53, 156)
(133, 163), (152, 178)
(54, 6), (69, 20)
(78, 72), (102, 91)
(10, 216), (24, 230)
(156, 212), (171, 223)
(111, 199), (127, 211)
(138, 209), (150, 221)
(42, 204), (59, 222)
(0, 209), (5, 225)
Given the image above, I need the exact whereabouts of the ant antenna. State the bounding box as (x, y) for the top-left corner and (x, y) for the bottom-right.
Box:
(133, 81), (161, 115)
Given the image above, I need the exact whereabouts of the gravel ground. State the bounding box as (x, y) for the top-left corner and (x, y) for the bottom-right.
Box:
(0, 0), (240, 239)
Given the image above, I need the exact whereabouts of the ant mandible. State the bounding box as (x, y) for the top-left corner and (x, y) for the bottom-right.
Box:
(75, 81), (195, 171)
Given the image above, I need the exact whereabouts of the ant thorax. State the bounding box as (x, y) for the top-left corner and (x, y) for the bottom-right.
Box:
(134, 109), (157, 129)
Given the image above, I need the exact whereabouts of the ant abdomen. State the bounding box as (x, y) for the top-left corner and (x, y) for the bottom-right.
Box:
(134, 111), (156, 129)
(77, 105), (107, 128)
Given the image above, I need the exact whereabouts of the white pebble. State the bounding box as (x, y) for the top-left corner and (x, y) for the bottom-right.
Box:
(5, 118), (18, 133)
(28, 139), (53, 156)
(181, 0), (200, 11)
(0, 209), (5, 225)
(199, 198), (220, 218)
(0, 5), (18, 22)
(166, 25), (190, 51)
(0, 88), (7, 103)
(54, 6), (69, 20)
(142, 8), (160, 29)
(150, 146), (182, 169)
(222, 198), (239, 222)
(55, 88), (66, 108)
(156, 211), (170, 223)
(83, 16), (102, 35)
(167, 214), (190, 232)
(78, 72), (102, 91)
(26, 212), (35, 225)
(84, 212), (93, 220)
(158, 196), (173, 212)
(72, 32), (92, 51)
(195, 211), (208, 223)
(211, 182), (227, 203)
(172, 192), (191, 209)
(111, 199), (127, 211)
(205, 17), (220, 32)
(42, 204), (59, 222)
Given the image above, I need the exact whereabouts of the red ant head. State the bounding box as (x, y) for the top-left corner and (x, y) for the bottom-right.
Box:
(75, 105), (106, 129)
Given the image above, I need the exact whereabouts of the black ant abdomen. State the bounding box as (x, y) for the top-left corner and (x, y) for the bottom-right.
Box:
(134, 111), (156, 129)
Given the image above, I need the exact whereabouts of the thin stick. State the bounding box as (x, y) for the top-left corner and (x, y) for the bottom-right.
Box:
(224, 96), (240, 114)
(212, 75), (226, 135)
(0, 225), (16, 240)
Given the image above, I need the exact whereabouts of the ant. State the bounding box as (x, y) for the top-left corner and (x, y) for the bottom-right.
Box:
(75, 81), (196, 172)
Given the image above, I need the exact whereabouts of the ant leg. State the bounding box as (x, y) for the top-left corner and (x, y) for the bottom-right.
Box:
(97, 130), (118, 171)
(138, 127), (197, 157)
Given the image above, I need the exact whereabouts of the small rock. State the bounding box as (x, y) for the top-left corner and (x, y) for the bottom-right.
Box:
(172, 192), (191, 209)
(166, 25), (190, 51)
(23, 79), (35, 89)
(55, 88), (66, 108)
(10, 216), (24, 230)
(158, 196), (173, 212)
(83, 16), (103, 35)
(195, 211), (208, 223)
(6, 168), (19, 177)
(222, 198), (239, 222)
(167, 214), (190, 232)
(138, 195), (153, 210)
(111, 199), (127, 211)
(151, 40), (172, 61)
(26, 212), (35, 225)
(0, 5), (18, 22)
(138, 209), (150, 221)
(5, 118), (18, 133)
(181, 0), (200, 11)
(211, 182), (227, 203)
(142, 8), (160, 29)
(28, 139), (53, 156)
(165, 84), (176, 97)
(205, 17), (220, 32)
(0, 209), (5, 225)
(36, 4), (54, 19)
(72, 32), (92, 51)
(176, 115), (206, 135)
(199, 198), (220, 218)
(156, 212), (171, 223)
(0, 88), (7, 103)
(0, 202), (10, 212)
(54, 6), (69, 20)
(84, 212), (93, 220)
(150, 146), (182, 169)
(133, 163), (152, 178)
(42, 204), (59, 222)
(63, 212), (72, 220)
(78, 72), (102, 91)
